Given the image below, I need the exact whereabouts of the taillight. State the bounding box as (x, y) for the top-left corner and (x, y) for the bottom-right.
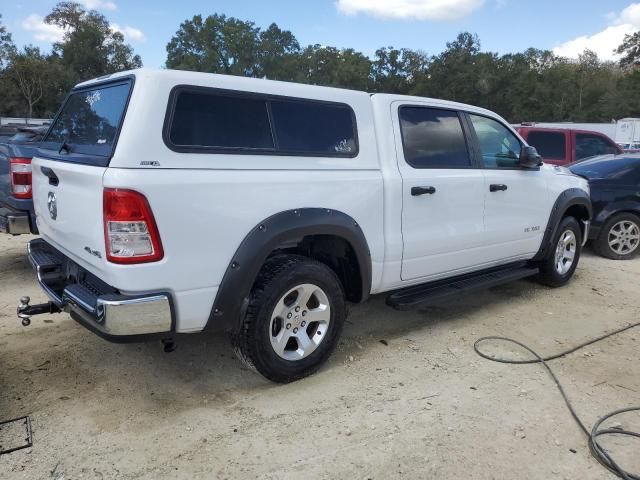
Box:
(103, 188), (163, 264)
(10, 157), (32, 199)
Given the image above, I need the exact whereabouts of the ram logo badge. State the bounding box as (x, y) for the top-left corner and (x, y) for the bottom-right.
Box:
(47, 192), (57, 220)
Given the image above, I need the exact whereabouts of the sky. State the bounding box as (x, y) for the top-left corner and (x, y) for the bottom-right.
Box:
(2, 0), (640, 68)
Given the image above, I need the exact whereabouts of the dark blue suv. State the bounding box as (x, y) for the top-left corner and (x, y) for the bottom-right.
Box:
(0, 126), (47, 235)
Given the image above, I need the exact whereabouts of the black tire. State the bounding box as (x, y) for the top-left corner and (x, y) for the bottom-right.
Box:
(232, 254), (346, 383)
(537, 216), (582, 288)
(593, 212), (640, 260)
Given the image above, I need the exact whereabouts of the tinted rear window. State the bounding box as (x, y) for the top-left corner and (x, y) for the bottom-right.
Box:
(527, 131), (565, 159)
(271, 100), (356, 155)
(399, 107), (470, 169)
(43, 80), (132, 157)
(165, 88), (358, 157)
(169, 92), (274, 150)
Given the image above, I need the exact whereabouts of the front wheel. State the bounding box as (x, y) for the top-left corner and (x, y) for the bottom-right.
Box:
(232, 255), (346, 383)
(537, 216), (582, 287)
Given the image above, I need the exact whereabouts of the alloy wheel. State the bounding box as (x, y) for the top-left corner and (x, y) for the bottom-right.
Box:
(269, 283), (331, 361)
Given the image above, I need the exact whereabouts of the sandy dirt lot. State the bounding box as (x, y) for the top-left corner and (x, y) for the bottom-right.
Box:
(0, 234), (638, 479)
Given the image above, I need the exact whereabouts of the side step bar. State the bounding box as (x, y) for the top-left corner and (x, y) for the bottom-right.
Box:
(386, 263), (539, 310)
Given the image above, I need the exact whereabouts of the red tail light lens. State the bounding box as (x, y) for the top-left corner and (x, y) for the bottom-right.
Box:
(103, 188), (163, 264)
(10, 157), (32, 199)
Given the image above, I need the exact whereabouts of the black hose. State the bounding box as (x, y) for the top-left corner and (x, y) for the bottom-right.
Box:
(474, 322), (640, 480)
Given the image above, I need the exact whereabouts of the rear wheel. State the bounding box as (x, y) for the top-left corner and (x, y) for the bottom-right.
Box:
(232, 255), (345, 383)
(537, 216), (582, 287)
(594, 213), (640, 260)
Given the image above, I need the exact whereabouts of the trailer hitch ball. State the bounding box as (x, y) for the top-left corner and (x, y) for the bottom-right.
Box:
(18, 296), (32, 326)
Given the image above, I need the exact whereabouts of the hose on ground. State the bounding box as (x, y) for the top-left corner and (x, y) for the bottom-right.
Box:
(474, 322), (640, 480)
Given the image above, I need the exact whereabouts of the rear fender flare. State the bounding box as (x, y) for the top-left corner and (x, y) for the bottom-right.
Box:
(206, 208), (372, 334)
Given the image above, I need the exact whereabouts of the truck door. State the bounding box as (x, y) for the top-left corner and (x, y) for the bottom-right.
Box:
(393, 104), (486, 281)
(466, 113), (550, 260)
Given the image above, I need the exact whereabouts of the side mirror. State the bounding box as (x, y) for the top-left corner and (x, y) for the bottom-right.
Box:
(520, 145), (543, 168)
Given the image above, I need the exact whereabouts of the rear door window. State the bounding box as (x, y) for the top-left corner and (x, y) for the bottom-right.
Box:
(526, 131), (565, 160)
(398, 107), (471, 169)
(43, 80), (132, 158)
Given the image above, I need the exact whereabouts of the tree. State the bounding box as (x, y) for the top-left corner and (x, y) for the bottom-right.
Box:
(617, 31), (640, 68)
(0, 14), (16, 69)
(371, 47), (429, 93)
(7, 46), (48, 118)
(166, 14), (261, 76)
(257, 23), (300, 80)
(45, 1), (141, 82)
(294, 45), (371, 90)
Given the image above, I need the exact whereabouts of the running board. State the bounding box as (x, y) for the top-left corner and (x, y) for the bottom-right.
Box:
(386, 263), (539, 310)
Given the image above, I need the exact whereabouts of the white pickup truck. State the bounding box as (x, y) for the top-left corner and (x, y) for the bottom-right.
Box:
(18, 68), (591, 382)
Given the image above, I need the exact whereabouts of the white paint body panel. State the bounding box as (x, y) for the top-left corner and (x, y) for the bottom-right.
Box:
(32, 68), (589, 333)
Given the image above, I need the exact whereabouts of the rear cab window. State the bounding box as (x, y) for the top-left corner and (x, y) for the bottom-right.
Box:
(40, 78), (133, 166)
(164, 87), (358, 157)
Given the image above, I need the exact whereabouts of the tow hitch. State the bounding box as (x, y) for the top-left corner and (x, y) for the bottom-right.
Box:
(17, 296), (61, 326)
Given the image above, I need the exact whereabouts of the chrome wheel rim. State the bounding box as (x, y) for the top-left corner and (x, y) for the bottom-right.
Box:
(608, 220), (640, 256)
(554, 229), (577, 275)
(269, 283), (331, 361)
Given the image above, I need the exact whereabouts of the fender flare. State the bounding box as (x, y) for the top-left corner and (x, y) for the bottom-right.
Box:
(206, 208), (372, 334)
(531, 188), (592, 262)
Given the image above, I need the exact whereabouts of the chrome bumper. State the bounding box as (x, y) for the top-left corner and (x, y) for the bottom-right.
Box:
(27, 239), (174, 341)
(0, 207), (31, 235)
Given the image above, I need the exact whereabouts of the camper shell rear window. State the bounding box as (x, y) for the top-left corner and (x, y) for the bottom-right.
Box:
(163, 86), (359, 158)
(39, 78), (133, 166)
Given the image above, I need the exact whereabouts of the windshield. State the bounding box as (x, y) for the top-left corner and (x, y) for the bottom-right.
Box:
(43, 79), (132, 157)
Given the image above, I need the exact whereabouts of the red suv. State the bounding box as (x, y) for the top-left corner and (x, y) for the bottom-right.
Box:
(516, 127), (622, 165)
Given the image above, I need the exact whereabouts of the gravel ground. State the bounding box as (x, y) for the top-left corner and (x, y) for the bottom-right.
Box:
(1, 234), (639, 479)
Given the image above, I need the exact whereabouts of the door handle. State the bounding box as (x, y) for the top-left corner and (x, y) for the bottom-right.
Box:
(490, 184), (508, 192)
(411, 186), (436, 196)
(40, 166), (59, 186)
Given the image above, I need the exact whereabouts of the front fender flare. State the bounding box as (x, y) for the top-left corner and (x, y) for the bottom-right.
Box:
(206, 208), (372, 334)
(531, 188), (592, 261)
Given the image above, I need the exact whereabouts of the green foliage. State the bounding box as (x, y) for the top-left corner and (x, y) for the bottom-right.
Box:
(45, 1), (142, 80)
(617, 31), (640, 68)
(0, 2), (142, 118)
(4, 5), (640, 123)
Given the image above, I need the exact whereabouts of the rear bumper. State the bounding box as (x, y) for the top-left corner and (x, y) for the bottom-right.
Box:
(27, 238), (175, 342)
(0, 206), (31, 235)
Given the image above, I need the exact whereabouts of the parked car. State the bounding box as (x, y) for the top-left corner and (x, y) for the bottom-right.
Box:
(516, 127), (622, 165)
(0, 126), (47, 235)
(570, 154), (640, 260)
(18, 69), (591, 382)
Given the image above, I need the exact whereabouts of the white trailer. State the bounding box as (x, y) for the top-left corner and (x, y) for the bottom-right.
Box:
(615, 118), (640, 149)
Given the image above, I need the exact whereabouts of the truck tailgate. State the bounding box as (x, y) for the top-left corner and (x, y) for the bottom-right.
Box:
(32, 156), (106, 270)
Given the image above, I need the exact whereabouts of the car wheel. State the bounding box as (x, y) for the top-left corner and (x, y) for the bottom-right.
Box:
(537, 216), (582, 287)
(594, 213), (640, 260)
(232, 254), (345, 383)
